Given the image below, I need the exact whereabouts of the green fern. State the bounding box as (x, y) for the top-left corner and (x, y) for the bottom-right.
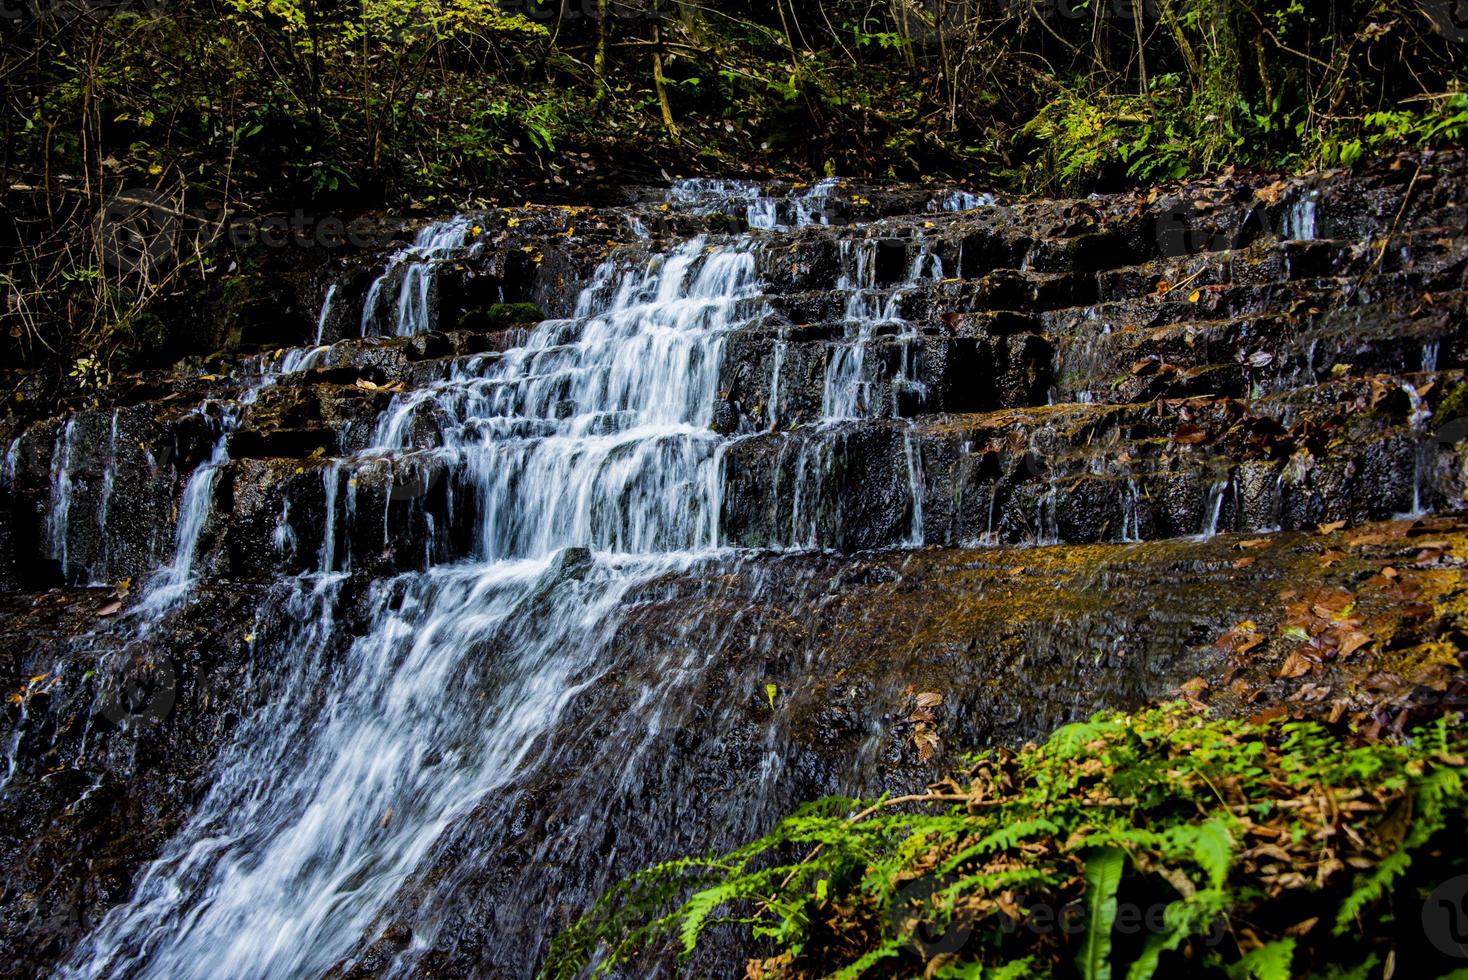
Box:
(1077, 847), (1126, 980)
(542, 705), (1468, 980)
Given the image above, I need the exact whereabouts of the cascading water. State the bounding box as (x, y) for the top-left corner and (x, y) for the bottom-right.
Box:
(46, 417), (80, 579)
(316, 283), (338, 345)
(64, 212), (776, 979)
(360, 217), (476, 337)
(12, 160), (1458, 980)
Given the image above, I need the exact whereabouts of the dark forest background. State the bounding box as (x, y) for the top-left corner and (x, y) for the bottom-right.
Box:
(1, 0), (1464, 388)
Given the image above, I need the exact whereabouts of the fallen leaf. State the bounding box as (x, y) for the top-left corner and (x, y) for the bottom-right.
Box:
(912, 724), (941, 762)
(1285, 917), (1321, 937)
(1251, 705), (1289, 725)
(1173, 423), (1208, 444)
(1278, 649), (1316, 679)
(1337, 630), (1372, 658)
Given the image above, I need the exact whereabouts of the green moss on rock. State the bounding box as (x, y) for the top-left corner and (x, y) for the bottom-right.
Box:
(458, 302), (547, 332)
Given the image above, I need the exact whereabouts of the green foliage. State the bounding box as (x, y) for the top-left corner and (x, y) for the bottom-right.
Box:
(2, 0), (1464, 381)
(543, 704), (1468, 979)
(1077, 848), (1125, 980)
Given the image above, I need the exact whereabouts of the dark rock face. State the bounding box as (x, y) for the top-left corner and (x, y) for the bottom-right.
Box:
(0, 153), (1466, 978)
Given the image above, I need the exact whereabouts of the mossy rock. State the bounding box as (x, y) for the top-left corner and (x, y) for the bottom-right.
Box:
(1435, 381), (1468, 434)
(457, 302), (546, 332)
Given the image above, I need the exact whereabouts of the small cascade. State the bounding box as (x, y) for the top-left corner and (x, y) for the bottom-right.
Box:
(669, 176), (843, 231)
(360, 217), (475, 337)
(136, 345), (334, 616)
(315, 283), (337, 345)
(1283, 189), (1318, 241)
(767, 325), (788, 431)
(1034, 480), (1060, 546)
(821, 237), (937, 420)
(1199, 475), (1233, 540)
(903, 429), (926, 546)
(1120, 478), (1143, 542)
(1401, 381), (1434, 517)
(822, 239), (880, 420)
(135, 415), (228, 616)
(930, 189), (994, 212)
(789, 176), (841, 227)
(46, 417), (80, 580)
(95, 411), (120, 578)
(39, 406), (147, 586)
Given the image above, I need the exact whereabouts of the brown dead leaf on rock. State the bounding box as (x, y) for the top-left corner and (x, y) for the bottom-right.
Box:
(1278, 649), (1316, 679)
(1173, 422), (1208, 444)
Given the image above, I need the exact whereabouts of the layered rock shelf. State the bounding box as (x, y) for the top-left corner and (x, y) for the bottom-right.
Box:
(1, 152), (1465, 977)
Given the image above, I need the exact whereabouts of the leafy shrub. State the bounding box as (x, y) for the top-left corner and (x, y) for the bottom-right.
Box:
(544, 704), (1468, 978)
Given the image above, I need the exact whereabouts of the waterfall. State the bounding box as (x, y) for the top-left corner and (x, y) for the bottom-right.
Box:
(65, 210), (778, 980)
(315, 283), (337, 345)
(1199, 475), (1233, 540)
(1283, 190), (1318, 241)
(1401, 381), (1434, 517)
(46, 417), (79, 580)
(360, 217), (475, 337)
(668, 176), (844, 231)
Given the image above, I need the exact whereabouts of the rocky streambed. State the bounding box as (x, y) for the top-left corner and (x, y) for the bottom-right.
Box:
(1, 153), (1466, 977)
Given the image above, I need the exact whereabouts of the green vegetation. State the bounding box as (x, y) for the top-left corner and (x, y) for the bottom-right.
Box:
(458, 301), (547, 330)
(543, 703), (1468, 978)
(1, 1), (1464, 388)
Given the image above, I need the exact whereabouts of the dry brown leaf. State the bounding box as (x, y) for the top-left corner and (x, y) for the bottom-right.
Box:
(1337, 630), (1372, 658)
(1173, 423), (1208, 445)
(1285, 917), (1321, 937)
(1278, 649), (1316, 679)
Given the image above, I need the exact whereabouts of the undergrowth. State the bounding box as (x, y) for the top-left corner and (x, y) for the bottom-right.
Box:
(3, 1), (1465, 387)
(543, 703), (1468, 979)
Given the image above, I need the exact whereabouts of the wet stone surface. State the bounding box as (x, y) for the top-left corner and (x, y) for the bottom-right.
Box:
(0, 153), (1466, 977)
